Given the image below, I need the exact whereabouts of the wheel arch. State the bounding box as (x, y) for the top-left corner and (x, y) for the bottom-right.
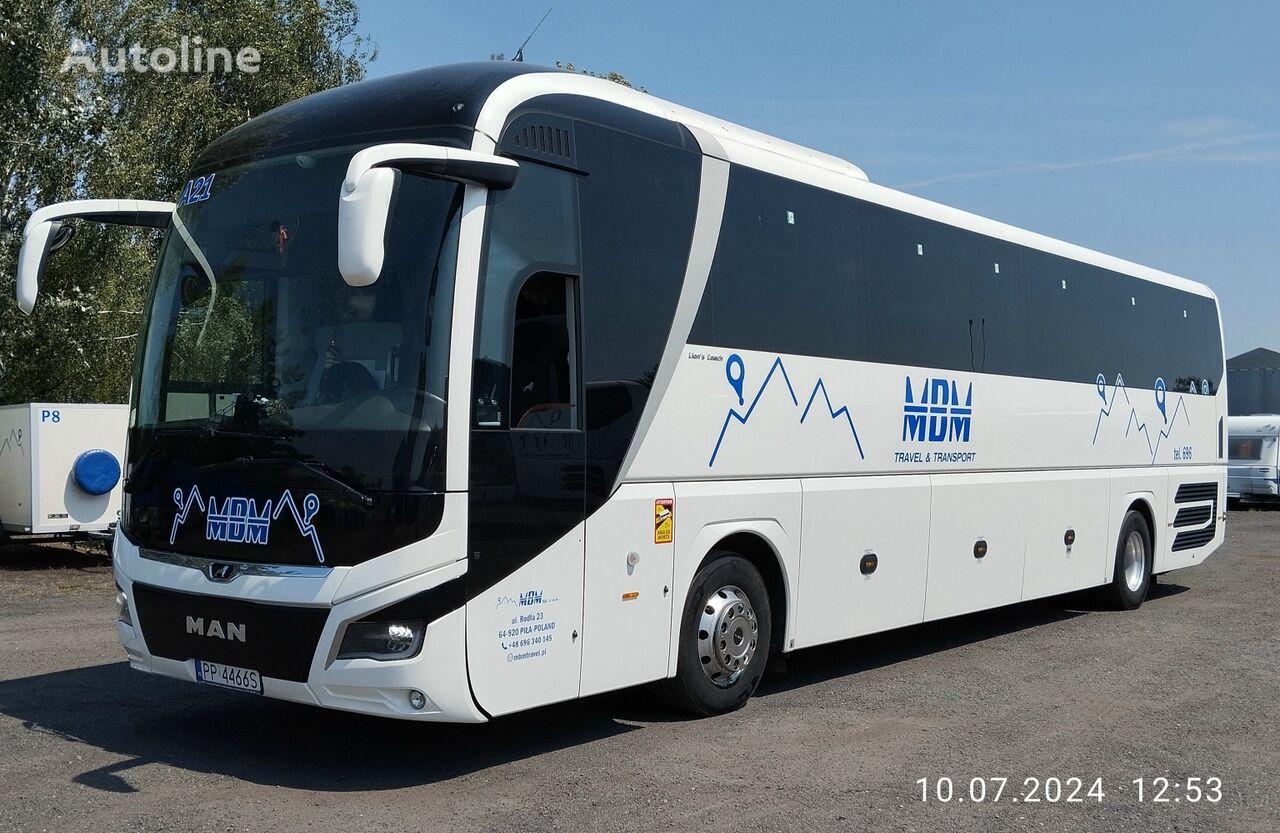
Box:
(1126, 495), (1157, 555)
(696, 530), (790, 655)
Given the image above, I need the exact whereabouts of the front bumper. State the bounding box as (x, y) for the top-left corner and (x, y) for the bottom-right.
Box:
(112, 528), (485, 722)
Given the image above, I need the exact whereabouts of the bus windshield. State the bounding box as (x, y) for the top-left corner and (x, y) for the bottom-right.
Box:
(131, 146), (462, 493)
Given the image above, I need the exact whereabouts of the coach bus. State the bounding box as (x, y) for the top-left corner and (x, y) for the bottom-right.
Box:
(15, 63), (1226, 720)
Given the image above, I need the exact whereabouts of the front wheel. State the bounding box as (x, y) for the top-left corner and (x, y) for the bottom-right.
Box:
(659, 553), (772, 717)
(1096, 510), (1153, 610)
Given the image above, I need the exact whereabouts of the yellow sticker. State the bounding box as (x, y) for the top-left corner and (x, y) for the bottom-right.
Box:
(654, 498), (673, 544)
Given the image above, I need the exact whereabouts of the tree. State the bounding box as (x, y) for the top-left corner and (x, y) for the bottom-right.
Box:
(0, 0), (373, 404)
(554, 60), (646, 93)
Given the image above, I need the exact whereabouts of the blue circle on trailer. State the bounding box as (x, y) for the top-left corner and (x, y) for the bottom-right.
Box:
(72, 449), (121, 495)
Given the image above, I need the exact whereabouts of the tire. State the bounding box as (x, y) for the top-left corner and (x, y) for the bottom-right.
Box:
(659, 553), (772, 717)
(1096, 510), (1153, 610)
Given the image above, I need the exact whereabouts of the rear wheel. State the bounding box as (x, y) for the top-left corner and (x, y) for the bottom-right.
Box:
(1097, 510), (1153, 610)
(660, 553), (772, 717)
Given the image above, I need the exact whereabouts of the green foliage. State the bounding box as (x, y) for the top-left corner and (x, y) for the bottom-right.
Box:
(0, 0), (372, 404)
(554, 60), (646, 93)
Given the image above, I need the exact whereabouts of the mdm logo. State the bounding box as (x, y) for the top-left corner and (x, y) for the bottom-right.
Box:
(170, 485), (325, 563)
(902, 377), (973, 443)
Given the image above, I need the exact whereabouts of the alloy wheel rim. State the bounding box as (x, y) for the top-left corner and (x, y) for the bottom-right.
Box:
(696, 584), (759, 688)
(1123, 529), (1147, 593)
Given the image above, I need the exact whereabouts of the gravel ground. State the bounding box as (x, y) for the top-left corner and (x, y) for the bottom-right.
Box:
(0, 512), (1276, 833)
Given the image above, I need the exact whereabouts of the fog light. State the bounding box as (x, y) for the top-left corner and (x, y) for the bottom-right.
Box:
(409, 690), (427, 711)
(337, 620), (424, 661)
(114, 582), (132, 627)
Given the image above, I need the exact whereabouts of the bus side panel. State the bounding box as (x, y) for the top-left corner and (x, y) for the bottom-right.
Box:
(793, 475), (930, 650)
(923, 472), (1029, 622)
(580, 482), (677, 698)
(1020, 471), (1112, 601)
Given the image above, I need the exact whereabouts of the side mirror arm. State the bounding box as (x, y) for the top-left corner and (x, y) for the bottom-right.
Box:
(17, 199), (175, 314)
(337, 144), (518, 287)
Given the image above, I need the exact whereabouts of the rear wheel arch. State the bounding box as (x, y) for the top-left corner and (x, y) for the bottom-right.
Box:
(1127, 496), (1157, 555)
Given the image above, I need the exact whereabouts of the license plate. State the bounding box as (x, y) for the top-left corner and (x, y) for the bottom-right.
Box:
(195, 660), (263, 694)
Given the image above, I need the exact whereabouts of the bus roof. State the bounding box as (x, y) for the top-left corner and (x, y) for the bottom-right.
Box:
(475, 68), (1217, 302)
(199, 62), (1217, 303)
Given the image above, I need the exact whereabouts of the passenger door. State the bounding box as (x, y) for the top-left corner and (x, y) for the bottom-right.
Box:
(465, 163), (588, 716)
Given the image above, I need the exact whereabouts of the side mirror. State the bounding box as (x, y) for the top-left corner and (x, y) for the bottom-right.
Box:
(337, 143), (519, 287)
(17, 199), (174, 314)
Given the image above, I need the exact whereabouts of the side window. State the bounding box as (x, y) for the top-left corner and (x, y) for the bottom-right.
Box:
(472, 162), (581, 429)
(691, 166), (863, 359)
(860, 206), (970, 370)
(1023, 252), (1109, 384)
(510, 272), (579, 430)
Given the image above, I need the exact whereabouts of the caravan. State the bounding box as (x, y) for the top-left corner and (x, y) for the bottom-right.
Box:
(1227, 415), (1280, 502)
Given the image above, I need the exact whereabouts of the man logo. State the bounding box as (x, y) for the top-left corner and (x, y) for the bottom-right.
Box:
(903, 377), (973, 443)
(205, 562), (238, 582)
(186, 616), (246, 642)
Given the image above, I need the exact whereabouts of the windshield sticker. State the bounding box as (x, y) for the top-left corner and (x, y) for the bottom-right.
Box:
(170, 485), (324, 563)
(178, 173), (215, 206)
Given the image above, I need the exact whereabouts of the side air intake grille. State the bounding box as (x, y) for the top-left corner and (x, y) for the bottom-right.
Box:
(1175, 482), (1218, 503)
(499, 112), (579, 169)
(1171, 481), (1219, 552)
(511, 124), (572, 160)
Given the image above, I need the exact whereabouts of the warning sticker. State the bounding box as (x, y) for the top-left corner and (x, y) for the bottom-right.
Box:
(654, 499), (674, 544)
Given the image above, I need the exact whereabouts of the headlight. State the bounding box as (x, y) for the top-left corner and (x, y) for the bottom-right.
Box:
(336, 620), (424, 661)
(114, 582), (133, 627)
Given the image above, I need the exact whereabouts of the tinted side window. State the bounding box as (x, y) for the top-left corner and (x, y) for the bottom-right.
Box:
(691, 167), (863, 359)
(861, 206), (984, 371)
(575, 122), (699, 398)
(1023, 251), (1110, 384)
(574, 121), (700, 499)
(968, 239), (1030, 377)
(688, 166), (1222, 392)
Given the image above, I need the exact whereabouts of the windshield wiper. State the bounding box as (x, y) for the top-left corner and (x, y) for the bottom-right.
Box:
(206, 456), (375, 508)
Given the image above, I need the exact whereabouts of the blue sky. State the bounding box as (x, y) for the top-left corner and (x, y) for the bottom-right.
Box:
(357, 0), (1279, 356)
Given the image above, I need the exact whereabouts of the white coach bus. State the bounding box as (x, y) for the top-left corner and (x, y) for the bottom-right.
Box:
(16, 63), (1225, 720)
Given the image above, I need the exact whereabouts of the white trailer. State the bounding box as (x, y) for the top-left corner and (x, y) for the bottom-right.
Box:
(1227, 415), (1280, 502)
(0, 403), (128, 546)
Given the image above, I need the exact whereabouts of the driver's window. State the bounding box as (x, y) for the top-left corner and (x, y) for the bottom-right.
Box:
(511, 273), (578, 430)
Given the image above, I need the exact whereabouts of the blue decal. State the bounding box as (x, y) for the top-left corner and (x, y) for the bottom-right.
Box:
(178, 174), (216, 207)
(725, 353), (746, 406)
(902, 376), (973, 443)
(170, 485), (324, 563)
(1093, 373), (1189, 463)
(709, 356), (864, 467)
